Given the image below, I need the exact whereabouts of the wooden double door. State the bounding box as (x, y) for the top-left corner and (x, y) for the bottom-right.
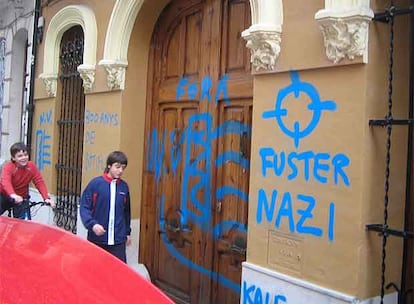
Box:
(139, 0), (252, 303)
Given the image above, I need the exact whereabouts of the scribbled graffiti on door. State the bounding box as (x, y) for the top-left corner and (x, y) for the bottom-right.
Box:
(146, 74), (250, 294)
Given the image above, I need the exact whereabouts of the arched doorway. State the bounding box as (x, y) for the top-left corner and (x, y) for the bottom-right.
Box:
(140, 0), (252, 303)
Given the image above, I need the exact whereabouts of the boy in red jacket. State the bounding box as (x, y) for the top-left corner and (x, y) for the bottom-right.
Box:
(0, 142), (55, 218)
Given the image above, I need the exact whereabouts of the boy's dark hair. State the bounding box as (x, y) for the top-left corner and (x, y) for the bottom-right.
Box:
(105, 151), (128, 173)
(10, 142), (28, 158)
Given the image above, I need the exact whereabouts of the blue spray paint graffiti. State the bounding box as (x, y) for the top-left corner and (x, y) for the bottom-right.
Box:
(258, 148), (350, 186)
(176, 74), (230, 104)
(257, 71), (351, 242)
(83, 110), (119, 172)
(262, 71), (336, 148)
(85, 110), (119, 126)
(149, 114), (251, 233)
(35, 110), (52, 170)
(146, 75), (249, 293)
(84, 152), (105, 171)
(256, 189), (335, 241)
(39, 110), (53, 126)
(242, 281), (287, 304)
(159, 196), (243, 293)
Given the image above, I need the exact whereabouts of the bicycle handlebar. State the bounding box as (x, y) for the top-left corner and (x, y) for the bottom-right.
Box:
(28, 201), (51, 208)
(7, 198), (53, 220)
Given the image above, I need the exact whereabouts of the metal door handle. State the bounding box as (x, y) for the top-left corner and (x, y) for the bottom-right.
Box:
(216, 201), (222, 213)
(165, 218), (181, 233)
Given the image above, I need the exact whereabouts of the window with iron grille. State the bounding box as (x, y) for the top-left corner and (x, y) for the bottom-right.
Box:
(54, 25), (85, 234)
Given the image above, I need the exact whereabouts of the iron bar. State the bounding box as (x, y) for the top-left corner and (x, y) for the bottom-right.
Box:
(369, 118), (414, 126)
(366, 224), (414, 239)
(56, 119), (83, 125)
(55, 164), (81, 171)
(401, 0), (414, 302)
(366, 3), (398, 304)
(374, 6), (414, 23)
(378, 6), (395, 302)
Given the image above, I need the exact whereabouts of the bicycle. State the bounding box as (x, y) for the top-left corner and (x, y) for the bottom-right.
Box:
(6, 198), (51, 220)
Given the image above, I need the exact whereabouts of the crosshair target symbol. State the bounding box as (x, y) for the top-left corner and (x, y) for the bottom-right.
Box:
(262, 71), (337, 148)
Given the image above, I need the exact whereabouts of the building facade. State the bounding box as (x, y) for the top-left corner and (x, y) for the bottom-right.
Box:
(0, 0), (37, 164)
(24, 0), (413, 303)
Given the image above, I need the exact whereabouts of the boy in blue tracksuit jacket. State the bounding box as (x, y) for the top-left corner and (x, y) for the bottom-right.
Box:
(80, 151), (131, 262)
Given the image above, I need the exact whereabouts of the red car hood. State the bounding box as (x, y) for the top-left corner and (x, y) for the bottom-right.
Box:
(0, 217), (173, 304)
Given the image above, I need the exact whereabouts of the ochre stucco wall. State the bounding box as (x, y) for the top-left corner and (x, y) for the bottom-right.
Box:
(81, 92), (122, 184)
(249, 67), (365, 295)
(30, 98), (57, 192)
(246, 0), (409, 299)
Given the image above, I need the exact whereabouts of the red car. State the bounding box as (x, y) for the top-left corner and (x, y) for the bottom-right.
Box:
(0, 217), (174, 304)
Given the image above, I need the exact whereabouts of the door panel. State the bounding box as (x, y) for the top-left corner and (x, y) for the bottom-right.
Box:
(184, 12), (203, 76)
(140, 1), (251, 303)
(213, 100), (251, 303)
(221, 0), (251, 76)
(155, 102), (203, 302)
(165, 25), (182, 78)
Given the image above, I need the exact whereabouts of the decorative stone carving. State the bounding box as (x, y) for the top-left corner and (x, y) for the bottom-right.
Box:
(242, 28), (282, 73)
(77, 64), (95, 93)
(317, 16), (371, 64)
(99, 60), (128, 90)
(39, 73), (57, 97)
(315, 4), (374, 64)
